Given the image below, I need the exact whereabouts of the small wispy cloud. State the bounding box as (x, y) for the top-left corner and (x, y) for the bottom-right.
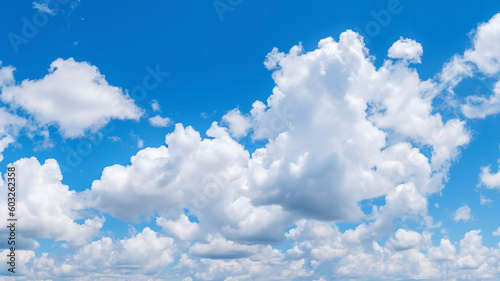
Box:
(129, 131), (144, 148)
(33, 1), (55, 15)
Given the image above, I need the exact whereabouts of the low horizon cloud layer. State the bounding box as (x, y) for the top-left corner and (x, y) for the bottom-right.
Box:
(2, 10), (500, 281)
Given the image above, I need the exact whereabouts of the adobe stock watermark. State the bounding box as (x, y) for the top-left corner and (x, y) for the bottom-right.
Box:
(191, 105), (295, 211)
(59, 64), (169, 173)
(7, 0), (73, 54)
(353, 0), (410, 46)
(213, 0), (243, 21)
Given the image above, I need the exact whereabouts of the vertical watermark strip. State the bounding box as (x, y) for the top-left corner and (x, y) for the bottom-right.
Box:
(6, 165), (17, 274)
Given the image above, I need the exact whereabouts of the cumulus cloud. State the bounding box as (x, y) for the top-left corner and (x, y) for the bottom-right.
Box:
(386, 229), (430, 251)
(427, 238), (457, 261)
(189, 234), (259, 259)
(388, 37), (423, 63)
(148, 115), (172, 127)
(89, 123), (250, 222)
(0, 157), (103, 247)
(0, 108), (27, 136)
(0, 135), (14, 162)
(10, 13), (500, 280)
(81, 29), (472, 252)
(72, 227), (175, 275)
(0, 58), (143, 138)
(0, 77), (29, 161)
(13, 227), (176, 278)
(480, 161), (500, 190)
(438, 13), (500, 118)
(464, 13), (500, 75)
(157, 214), (202, 241)
(453, 205), (472, 222)
(462, 81), (500, 118)
(222, 108), (252, 138)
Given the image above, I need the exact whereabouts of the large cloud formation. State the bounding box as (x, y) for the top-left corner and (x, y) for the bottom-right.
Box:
(4, 12), (500, 281)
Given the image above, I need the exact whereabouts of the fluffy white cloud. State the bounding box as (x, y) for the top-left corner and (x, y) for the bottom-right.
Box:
(427, 238), (457, 261)
(235, 31), (467, 227)
(189, 234), (259, 259)
(11, 14), (500, 280)
(388, 37), (423, 63)
(480, 161), (500, 190)
(0, 61), (15, 87)
(157, 214), (202, 241)
(0, 58), (143, 137)
(386, 229), (430, 251)
(148, 115), (172, 127)
(72, 227), (175, 275)
(89, 123), (250, 222)
(0, 249), (36, 276)
(15, 227), (176, 279)
(86, 29), (469, 251)
(493, 227), (500, 236)
(462, 81), (500, 118)
(222, 108), (252, 138)
(0, 157), (103, 247)
(453, 205), (472, 222)
(464, 13), (500, 75)
(0, 106), (28, 162)
(439, 13), (500, 118)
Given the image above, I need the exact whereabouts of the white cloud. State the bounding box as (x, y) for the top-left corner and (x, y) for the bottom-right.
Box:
(222, 108), (252, 138)
(464, 13), (500, 75)
(151, 99), (161, 111)
(493, 227), (500, 236)
(480, 162), (500, 190)
(0, 61), (15, 87)
(71, 227), (175, 276)
(440, 55), (474, 89)
(455, 230), (489, 271)
(242, 32), (466, 228)
(157, 214), (202, 241)
(386, 229), (428, 251)
(0, 157), (103, 247)
(388, 37), (423, 63)
(189, 234), (259, 259)
(148, 115), (172, 127)
(462, 81), (500, 118)
(440, 13), (500, 82)
(453, 205), (472, 222)
(89, 123), (250, 222)
(438, 13), (500, 118)
(12, 15), (500, 279)
(480, 193), (493, 205)
(33, 1), (56, 15)
(427, 238), (457, 261)
(0, 58), (143, 138)
(129, 131), (144, 148)
(0, 249), (36, 276)
(0, 136), (14, 162)
(85, 30), (471, 252)
(0, 94), (29, 162)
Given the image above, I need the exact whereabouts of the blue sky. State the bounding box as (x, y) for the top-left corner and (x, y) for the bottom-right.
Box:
(2, 0), (500, 280)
